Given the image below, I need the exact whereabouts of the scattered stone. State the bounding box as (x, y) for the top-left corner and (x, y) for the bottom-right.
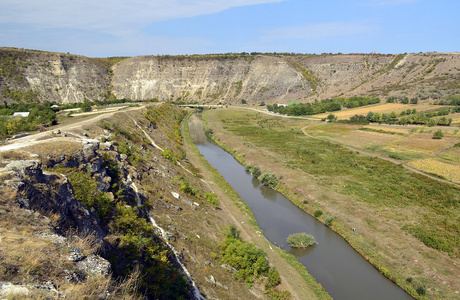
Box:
(75, 254), (111, 277)
(221, 264), (238, 273)
(203, 261), (214, 267)
(68, 249), (85, 262)
(64, 269), (86, 283)
(0, 282), (30, 297)
(171, 192), (180, 199)
(216, 281), (229, 290)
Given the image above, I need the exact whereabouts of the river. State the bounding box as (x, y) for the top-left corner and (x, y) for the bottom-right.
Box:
(188, 113), (413, 300)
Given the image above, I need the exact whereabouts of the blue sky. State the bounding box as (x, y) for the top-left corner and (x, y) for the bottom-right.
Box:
(0, 0), (458, 57)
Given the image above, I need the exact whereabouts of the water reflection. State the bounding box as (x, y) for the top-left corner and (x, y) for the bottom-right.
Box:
(289, 245), (316, 257)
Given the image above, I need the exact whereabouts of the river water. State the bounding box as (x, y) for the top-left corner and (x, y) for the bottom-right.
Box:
(188, 114), (413, 300)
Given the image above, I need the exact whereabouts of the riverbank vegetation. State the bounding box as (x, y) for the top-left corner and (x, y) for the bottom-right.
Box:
(204, 108), (460, 299)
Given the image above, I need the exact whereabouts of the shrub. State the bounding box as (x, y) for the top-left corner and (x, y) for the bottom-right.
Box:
(287, 233), (317, 248)
(204, 127), (213, 136)
(314, 210), (323, 217)
(416, 286), (426, 296)
(266, 268), (281, 288)
(220, 235), (269, 285)
(226, 225), (241, 240)
(259, 172), (278, 188)
(204, 192), (218, 208)
(180, 180), (199, 197)
(252, 165), (261, 177)
(325, 216), (335, 226)
(432, 130), (443, 139)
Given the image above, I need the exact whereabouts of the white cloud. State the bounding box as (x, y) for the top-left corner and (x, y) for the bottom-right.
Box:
(261, 22), (375, 41)
(0, 0), (284, 34)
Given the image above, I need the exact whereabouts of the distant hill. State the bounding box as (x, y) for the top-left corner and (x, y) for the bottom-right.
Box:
(1, 47), (459, 105)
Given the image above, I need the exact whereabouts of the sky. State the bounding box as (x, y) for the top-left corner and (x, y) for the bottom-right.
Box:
(0, 0), (458, 57)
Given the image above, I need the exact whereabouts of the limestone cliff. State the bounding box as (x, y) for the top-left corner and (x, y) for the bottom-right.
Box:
(111, 55), (310, 104)
(1, 47), (459, 105)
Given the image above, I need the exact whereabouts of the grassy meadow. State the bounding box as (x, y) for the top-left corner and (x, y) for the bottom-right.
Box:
(205, 108), (460, 299)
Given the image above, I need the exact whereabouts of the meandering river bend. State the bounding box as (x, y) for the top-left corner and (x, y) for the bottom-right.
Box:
(189, 114), (413, 300)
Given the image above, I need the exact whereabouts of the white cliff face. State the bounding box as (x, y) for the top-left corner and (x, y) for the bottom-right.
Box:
(111, 55), (311, 104)
(2, 48), (460, 105)
(0, 49), (110, 104)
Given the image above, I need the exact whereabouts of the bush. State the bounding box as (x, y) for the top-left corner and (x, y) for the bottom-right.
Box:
(287, 233), (317, 248)
(432, 130), (443, 139)
(266, 268), (281, 288)
(416, 286), (426, 296)
(220, 234), (269, 285)
(252, 165), (261, 177)
(204, 192), (218, 208)
(325, 216), (335, 226)
(259, 172), (278, 188)
(314, 210), (323, 217)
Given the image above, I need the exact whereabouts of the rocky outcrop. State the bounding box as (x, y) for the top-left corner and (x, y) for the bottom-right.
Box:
(4, 159), (105, 238)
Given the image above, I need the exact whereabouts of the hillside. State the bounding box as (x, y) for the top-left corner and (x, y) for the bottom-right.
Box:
(0, 104), (328, 299)
(1, 48), (459, 105)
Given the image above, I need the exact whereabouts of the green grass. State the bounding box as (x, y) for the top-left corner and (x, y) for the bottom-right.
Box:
(358, 127), (405, 136)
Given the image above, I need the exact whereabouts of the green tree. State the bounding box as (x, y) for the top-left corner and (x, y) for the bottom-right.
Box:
(326, 113), (337, 122)
(252, 165), (261, 177)
(80, 102), (92, 112)
(259, 172), (278, 188)
(432, 130), (443, 139)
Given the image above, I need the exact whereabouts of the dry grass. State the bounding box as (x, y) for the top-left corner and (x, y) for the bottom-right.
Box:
(0, 206), (141, 300)
(408, 158), (460, 183)
(314, 103), (445, 119)
(23, 140), (83, 158)
(0, 150), (31, 161)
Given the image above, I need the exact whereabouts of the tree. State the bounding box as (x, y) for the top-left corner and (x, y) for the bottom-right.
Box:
(432, 130), (443, 139)
(251, 165), (261, 178)
(241, 99), (247, 104)
(326, 114), (337, 122)
(259, 172), (278, 188)
(80, 102), (92, 112)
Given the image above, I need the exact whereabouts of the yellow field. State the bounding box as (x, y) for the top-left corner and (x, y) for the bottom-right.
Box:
(314, 103), (445, 120)
(449, 112), (460, 123)
(408, 158), (460, 183)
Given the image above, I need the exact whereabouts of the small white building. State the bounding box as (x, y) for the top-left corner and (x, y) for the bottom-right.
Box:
(13, 112), (30, 118)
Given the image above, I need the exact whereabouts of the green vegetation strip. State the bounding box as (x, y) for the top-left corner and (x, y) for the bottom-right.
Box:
(358, 127), (405, 135)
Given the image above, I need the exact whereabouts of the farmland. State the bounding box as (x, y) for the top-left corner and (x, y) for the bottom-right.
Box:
(313, 103), (450, 120)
